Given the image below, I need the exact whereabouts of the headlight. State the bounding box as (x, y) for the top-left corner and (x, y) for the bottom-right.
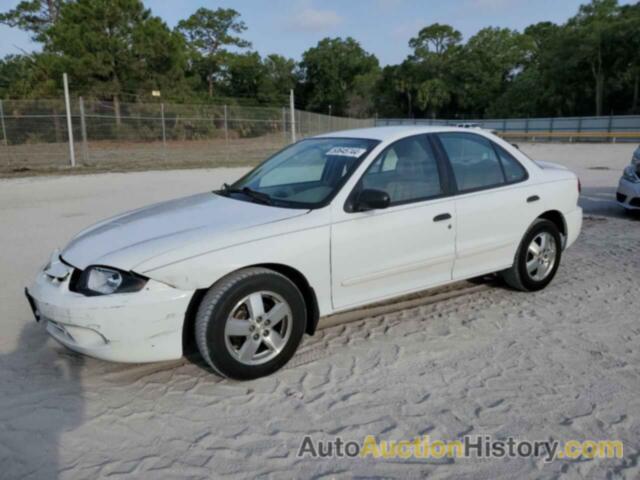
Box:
(76, 266), (148, 296)
(623, 165), (640, 183)
(632, 153), (640, 167)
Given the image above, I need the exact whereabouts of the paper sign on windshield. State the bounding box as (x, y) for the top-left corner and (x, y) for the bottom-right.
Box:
(326, 147), (367, 158)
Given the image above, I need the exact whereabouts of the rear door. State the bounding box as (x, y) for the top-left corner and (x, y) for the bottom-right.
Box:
(434, 132), (539, 280)
(330, 134), (456, 310)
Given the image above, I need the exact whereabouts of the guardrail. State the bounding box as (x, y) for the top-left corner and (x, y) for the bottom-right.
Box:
(377, 115), (640, 143)
(500, 131), (640, 142)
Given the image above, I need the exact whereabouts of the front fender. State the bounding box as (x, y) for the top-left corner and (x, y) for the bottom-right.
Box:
(142, 223), (333, 317)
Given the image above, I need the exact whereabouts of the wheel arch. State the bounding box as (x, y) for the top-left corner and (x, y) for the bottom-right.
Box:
(537, 210), (567, 247)
(181, 263), (320, 354)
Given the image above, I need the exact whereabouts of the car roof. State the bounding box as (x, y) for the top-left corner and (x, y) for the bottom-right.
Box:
(314, 125), (475, 142)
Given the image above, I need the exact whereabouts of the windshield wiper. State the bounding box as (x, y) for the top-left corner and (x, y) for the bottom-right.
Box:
(221, 183), (273, 205)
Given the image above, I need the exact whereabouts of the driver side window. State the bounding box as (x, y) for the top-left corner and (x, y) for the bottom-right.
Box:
(360, 135), (443, 205)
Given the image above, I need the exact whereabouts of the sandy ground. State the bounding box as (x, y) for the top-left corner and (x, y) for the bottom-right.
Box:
(0, 143), (639, 478)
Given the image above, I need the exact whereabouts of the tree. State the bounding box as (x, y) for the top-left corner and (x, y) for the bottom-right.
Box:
(346, 68), (380, 117)
(408, 23), (462, 56)
(177, 8), (251, 98)
(616, 3), (640, 113)
(405, 23), (461, 117)
(568, 0), (622, 115)
(0, 54), (57, 98)
(300, 37), (379, 116)
(45, 0), (188, 116)
(0, 0), (65, 41)
(416, 79), (450, 116)
(457, 27), (532, 115)
(261, 54), (297, 103)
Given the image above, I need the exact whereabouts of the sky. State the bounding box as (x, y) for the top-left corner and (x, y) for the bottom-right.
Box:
(0, 0), (635, 65)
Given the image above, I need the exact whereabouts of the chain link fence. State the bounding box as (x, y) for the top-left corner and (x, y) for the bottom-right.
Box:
(0, 98), (374, 173)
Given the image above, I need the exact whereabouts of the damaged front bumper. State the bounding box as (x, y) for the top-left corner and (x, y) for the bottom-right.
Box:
(26, 268), (194, 363)
(617, 177), (640, 210)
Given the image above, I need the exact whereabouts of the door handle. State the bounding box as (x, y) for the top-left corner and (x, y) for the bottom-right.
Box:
(527, 195), (540, 203)
(433, 213), (452, 222)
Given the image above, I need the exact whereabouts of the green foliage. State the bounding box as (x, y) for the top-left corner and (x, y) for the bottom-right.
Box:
(1, 0), (640, 118)
(409, 23), (462, 56)
(44, 0), (189, 100)
(299, 37), (379, 116)
(177, 8), (250, 54)
(176, 7), (251, 97)
(0, 0), (64, 41)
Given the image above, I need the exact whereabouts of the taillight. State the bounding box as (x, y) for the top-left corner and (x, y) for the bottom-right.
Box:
(577, 178), (581, 194)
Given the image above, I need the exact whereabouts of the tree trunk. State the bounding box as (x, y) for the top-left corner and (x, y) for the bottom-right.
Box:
(595, 72), (604, 117)
(407, 91), (412, 117)
(633, 71), (639, 114)
(592, 44), (604, 117)
(208, 74), (213, 98)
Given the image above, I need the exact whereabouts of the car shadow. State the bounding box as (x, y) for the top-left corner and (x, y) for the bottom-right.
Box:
(0, 319), (85, 478)
(182, 344), (220, 376)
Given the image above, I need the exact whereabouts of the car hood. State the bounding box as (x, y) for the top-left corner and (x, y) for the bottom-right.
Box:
(62, 193), (308, 271)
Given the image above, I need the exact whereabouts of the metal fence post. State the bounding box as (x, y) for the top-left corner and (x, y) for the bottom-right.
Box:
(63, 73), (76, 167)
(160, 103), (167, 148)
(79, 97), (88, 164)
(223, 104), (229, 143)
(223, 104), (229, 162)
(524, 118), (529, 134)
(0, 99), (7, 146)
(282, 106), (286, 142)
(289, 89), (296, 142)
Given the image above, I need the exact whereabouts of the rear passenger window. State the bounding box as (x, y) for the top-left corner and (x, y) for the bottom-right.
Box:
(438, 133), (504, 192)
(361, 135), (442, 204)
(495, 145), (527, 183)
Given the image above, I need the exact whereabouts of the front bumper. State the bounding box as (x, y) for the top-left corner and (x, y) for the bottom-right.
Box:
(26, 269), (194, 363)
(617, 177), (640, 210)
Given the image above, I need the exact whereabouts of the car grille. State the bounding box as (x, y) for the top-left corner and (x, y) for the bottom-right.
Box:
(617, 192), (627, 203)
(630, 197), (640, 207)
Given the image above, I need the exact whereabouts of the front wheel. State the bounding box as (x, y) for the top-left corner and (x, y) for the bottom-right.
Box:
(195, 268), (306, 380)
(501, 219), (562, 292)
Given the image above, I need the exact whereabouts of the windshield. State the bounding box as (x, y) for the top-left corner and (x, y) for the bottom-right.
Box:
(222, 137), (379, 209)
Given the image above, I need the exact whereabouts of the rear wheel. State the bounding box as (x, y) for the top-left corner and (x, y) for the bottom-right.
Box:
(501, 219), (562, 292)
(195, 268), (306, 380)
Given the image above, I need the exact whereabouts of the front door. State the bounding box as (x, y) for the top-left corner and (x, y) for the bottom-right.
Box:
(330, 134), (456, 310)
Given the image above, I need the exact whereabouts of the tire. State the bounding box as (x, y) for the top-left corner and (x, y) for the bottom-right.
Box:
(501, 219), (562, 292)
(624, 207), (640, 218)
(195, 267), (306, 380)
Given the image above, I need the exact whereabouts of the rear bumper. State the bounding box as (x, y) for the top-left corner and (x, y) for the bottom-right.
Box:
(27, 270), (194, 363)
(564, 207), (582, 250)
(617, 177), (640, 210)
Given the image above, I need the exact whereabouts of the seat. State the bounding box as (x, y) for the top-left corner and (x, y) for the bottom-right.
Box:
(385, 141), (441, 203)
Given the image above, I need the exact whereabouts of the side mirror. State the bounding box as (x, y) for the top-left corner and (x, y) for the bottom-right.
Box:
(355, 189), (390, 211)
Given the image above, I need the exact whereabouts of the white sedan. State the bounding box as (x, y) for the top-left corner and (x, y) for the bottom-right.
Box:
(26, 126), (583, 380)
